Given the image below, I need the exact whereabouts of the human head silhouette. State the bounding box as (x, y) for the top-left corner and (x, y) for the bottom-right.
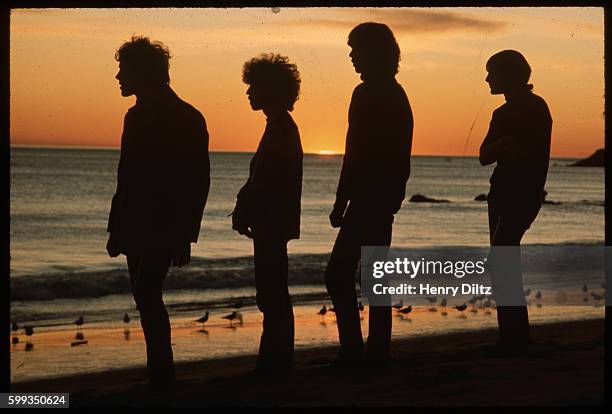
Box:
(348, 22), (400, 80)
(115, 36), (171, 97)
(242, 53), (301, 112)
(485, 50), (533, 95)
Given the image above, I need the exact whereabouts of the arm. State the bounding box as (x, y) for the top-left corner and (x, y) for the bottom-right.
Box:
(170, 112), (211, 265)
(479, 111), (504, 166)
(330, 87), (362, 227)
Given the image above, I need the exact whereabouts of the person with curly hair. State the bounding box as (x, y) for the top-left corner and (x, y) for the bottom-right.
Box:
(107, 36), (210, 390)
(232, 53), (303, 377)
(325, 23), (414, 373)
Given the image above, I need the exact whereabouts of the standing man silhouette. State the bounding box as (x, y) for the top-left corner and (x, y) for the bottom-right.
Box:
(232, 54), (303, 376)
(107, 36), (210, 388)
(325, 23), (413, 371)
(479, 50), (552, 354)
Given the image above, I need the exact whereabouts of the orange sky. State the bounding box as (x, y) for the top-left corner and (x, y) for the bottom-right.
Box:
(10, 7), (604, 157)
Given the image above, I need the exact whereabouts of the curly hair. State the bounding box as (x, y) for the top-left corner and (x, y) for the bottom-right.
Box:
(348, 22), (401, 77)
(242, 53), (301, 112)
(115, 35), (172, 85)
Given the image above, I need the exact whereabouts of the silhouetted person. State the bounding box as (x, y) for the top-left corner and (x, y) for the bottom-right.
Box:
(231, 54), (303, 376)
(325, 23), (413, 371)
(479, 50), (552, 354)
(106, 36), (210, 388)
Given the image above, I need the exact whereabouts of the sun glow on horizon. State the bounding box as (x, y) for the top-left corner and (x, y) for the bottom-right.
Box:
(316, 150), (337, 156)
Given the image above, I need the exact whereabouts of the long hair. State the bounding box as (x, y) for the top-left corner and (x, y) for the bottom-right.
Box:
(348, 22), (400, 77)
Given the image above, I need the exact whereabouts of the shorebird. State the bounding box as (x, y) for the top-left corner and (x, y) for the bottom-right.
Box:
(392, 299), (404, 310)
(358, 302), (365, 312)
(398, 305), (412, 315)
(317, 305), (327, 319)
(24, 325), (34, 343)
(524, 288), (531, 297)
(535, 291), (542, 300)
(123, 313), (130, 330)
(12, 336), (19, 345)
(440, 298), (447, 308)
(222, 311), (239, 326)
(12, 321), (19, 333)
(455, 303), (467, 312)
(582, 284), (588, 293)
(231, 300), (244, 310)
(195, 311), (210, 329)
(591, 292), (603, 306)
(74, 316), (84, 332)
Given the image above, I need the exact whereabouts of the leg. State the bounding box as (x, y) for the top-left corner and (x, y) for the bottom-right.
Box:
(127, 252), (174, 383)
(487, 199), (533, 348)
(325, 223), (364, 360)
(253, 237), (294, 371)
(363, 217), (394, 361)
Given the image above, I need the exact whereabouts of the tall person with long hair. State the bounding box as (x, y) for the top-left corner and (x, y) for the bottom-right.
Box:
(325, 23), (414, 372)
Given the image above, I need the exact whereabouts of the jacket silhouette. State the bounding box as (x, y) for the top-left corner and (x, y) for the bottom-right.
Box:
(335, 78), (413, 217)
(482, 89), (552, 212)
(234, 111), (303, 241)
(107, 87), (210, 254)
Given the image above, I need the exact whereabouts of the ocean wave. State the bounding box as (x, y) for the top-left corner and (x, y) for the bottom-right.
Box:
(11, 242), (604, 301)
(11, 254), (330, 301)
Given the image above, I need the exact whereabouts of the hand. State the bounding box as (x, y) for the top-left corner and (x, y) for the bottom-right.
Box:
(235, 224), (253, 238)
(329, 204), (346, 228)
(172, 242), (191, 267)
(231, 207), (253, 238)
(106, 235), (121, 258)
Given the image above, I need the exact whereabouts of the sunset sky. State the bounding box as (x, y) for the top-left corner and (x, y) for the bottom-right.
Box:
(10, 7), (604, 157)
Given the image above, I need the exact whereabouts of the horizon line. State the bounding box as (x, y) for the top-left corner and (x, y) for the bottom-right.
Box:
(9, 144), (588, 159)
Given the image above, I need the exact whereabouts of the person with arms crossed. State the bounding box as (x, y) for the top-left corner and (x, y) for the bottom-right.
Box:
(479, 50), (552, 355)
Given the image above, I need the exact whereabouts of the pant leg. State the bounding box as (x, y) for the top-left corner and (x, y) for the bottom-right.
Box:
(253, 237), (294, 369)
(325, 222), (364, 358)
(487, 198), (538, 346)
(361, 217), (394, 360)
(127, 251), (174, 382)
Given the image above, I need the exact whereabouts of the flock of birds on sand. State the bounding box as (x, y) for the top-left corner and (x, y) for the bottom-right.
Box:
(10, 283), (605, 350)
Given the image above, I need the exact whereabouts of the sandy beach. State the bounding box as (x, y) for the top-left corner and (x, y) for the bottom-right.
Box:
(12, 317), (604, 406)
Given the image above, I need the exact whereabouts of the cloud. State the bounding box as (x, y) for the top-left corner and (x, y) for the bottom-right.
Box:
(284, 8), (507, 34)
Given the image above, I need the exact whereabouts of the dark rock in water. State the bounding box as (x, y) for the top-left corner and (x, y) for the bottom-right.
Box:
(474, 194), (487, 202)
(570, 149), (604, 167)
(409, 194), (451, 203)
(580, 200), (604, 207)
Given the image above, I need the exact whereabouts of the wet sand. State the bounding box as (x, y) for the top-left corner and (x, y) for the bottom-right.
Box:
(12, 318), (604, 406)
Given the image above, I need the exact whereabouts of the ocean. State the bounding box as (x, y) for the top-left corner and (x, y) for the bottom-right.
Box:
(9, 146), (605, 382)
(10, 147), (604, 277)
